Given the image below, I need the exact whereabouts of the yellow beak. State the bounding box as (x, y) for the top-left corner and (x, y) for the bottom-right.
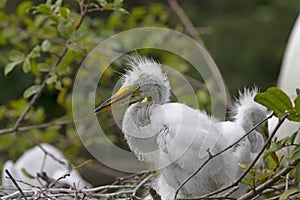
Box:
(94, 86), (139, 114)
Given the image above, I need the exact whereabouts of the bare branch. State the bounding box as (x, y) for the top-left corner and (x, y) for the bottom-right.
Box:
(6, 171), (146, 199)
(5, 170), (28, 200)
(168, 0), (204, 46)
(261, 180), (297, 196)
(238, 159), (300, 200)
(74, 159), (93, 169)
(23, 133), (68, 167)
(168, 0), (231, 107)
(177, 197), (236, 200)
(0, 120), (73, 135)
(82, 185), (135, 193)
(132, 174), (152, 197)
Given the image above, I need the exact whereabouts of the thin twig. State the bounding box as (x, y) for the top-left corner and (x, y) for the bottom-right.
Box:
(5, 170), (28, 200)
(24, 133), (68, 166)
(0, 120), (72, 135)
(82, 185), (135, 193)
(224, 186), (240, 197)
(48, 173), (70, 188)
(168, 0), (204, 46)
(177, 197), (236, 200)
(174, 112), (274, 199)
(238, 159), (300, 200)
(2, 177), (41, 190)
(285, 173), (290, 191)
(74, 159), (93, 169)
(261, 180), (297, 196)
(132, 174), (152, 196)
(168, 0), (231, 107)
(36, 173), (71, 198)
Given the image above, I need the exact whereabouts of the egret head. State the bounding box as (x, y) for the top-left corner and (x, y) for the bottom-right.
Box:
(95, 56), (171, 114)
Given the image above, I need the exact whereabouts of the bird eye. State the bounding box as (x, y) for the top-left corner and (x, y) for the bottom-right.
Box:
(133, 85), (140, 91)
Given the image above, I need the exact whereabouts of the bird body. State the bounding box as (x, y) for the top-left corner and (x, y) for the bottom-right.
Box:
(2, 143), (91, 193)
(95, 57), (268, 199)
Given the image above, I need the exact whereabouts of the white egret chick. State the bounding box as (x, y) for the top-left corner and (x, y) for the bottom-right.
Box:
(95, 57), (268, 198)
(2, 143), (91, 194)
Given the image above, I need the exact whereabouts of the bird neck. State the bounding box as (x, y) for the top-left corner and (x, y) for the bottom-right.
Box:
(122, 102), (160, 162)
(145, 83), (170, 105)
(129, 102), (154, 127)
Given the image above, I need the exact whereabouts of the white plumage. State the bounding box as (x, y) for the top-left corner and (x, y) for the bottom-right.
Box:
(1, 143), (91, 194)
(95, 57), (268, 198)
(269, 14), (300, 140)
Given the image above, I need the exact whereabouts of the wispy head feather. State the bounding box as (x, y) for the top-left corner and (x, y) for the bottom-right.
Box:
(120, 55), (171, 103)
(121, 56), (168, 84)
(231, 87), (268, 131)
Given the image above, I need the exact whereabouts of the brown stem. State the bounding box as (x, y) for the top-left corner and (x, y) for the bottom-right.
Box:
(5, 170), (28, 200)
(238, 160), (300, 200)
(168, 0), (231, 107)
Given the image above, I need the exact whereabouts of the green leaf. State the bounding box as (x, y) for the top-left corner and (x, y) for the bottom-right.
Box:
(57, 64), (71, 75)
(49, 15), (59, 23)
(17, 1), (32, 16)
(291, 146), (300, 161)
(9, 50), (25, 62)
(21, 168), (35, 179)
(295, 163), (300, 183)
(255, 87), (293, 118)
(59, 7), (70, 18)
(4, 60), (23, 76)
(22, 58), (31, 73)
(23, 85), (41, 98)
(46, 73), (57, 84)
(68, 43), (86, 54)
(97, 0), (107, 7)
(279, 188), (299, 200)
(55, 81), (62, 90)
(54, 0), (63, 7)
(117, 8), (129, 14)
(46, 0), (52, 6)
(35, 4), (51, 15)
(288, 95), (300, 121)
(290, 130), (299, 144)
(114, 0), (124, 7)
(28, 46), (41, 58)
(58, 20), (73, 38)
(287, 114), (300, 122)
(37, 63), (50, 72)
(41, 40), (51, 52)
(103, 3), (114, 9)
(295, 95), (300, 113)
(70, 30), (86, 42)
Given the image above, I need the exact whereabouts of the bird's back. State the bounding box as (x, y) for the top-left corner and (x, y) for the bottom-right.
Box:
(152, 103), (252, 198)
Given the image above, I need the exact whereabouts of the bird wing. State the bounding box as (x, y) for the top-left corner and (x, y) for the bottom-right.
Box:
(150, 103), (223, 170)
(151, 103), (253, 196)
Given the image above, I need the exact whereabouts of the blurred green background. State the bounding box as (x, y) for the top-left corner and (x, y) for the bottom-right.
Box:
(0, 0), (299, 186)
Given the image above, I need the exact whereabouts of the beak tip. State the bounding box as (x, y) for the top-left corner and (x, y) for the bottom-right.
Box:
(94, 106), (102, 115)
